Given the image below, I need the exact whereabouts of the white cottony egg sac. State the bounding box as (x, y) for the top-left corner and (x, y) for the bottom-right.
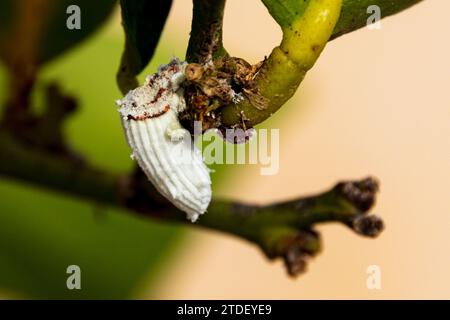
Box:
(116, 59), (212, 222)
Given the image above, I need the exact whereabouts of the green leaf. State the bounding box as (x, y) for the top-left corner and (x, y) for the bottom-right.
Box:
(332, 0), (423, 39)
(0, 1), (13, 44)
(0, 1), (15, 63)
(262, 0), (423, 37)
(119, 0), (173, 77)
(0, 0), (116, 66)
(41, 0), (117, 63)
(261, 0), (311, 29)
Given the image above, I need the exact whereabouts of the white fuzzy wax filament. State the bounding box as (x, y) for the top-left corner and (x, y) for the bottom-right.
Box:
(116, 59), (212, 222)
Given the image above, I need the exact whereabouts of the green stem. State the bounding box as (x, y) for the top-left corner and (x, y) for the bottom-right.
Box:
(222, 0), (342, 127)
(218, 0), (424, 127)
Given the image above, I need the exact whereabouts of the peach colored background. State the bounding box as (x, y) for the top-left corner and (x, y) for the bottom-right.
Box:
(142, 0), (450, 299)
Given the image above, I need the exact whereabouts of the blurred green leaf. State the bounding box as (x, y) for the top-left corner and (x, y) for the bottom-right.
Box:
(0, 20), (185, 299)
(0, 180), (182, 299)
(41, 0), (117, 63)
(261, 0), (311, 28)
(119, 0), (172, 76)
(0, 1), (13, 45)
(0, 0), (116, 66)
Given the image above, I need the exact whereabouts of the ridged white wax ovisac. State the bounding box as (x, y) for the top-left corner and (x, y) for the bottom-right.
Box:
(116, 59), (212, 222)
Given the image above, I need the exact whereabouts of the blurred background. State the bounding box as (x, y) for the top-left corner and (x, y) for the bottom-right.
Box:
(0, 0), (449, 299)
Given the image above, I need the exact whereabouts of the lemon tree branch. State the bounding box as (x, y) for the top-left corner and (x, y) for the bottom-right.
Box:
(0, 129), (382, 276)
(185, 0), (424, 128)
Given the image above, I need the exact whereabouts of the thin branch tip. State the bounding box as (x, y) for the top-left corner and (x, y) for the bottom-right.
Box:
(351, 215), (385, 238)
